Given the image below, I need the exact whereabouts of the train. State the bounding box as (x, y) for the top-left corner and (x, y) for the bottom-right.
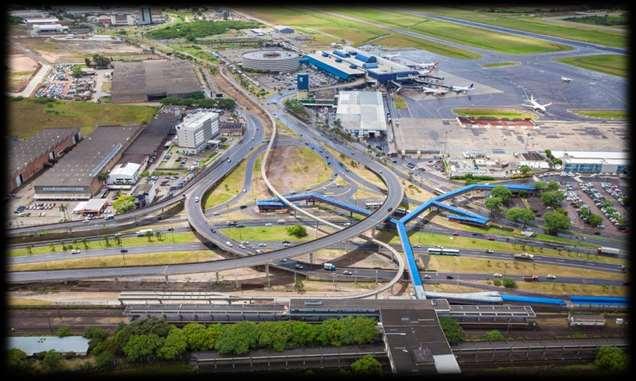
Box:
(427, 247), (460, 256)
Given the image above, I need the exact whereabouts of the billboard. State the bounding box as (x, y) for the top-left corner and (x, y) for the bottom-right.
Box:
(297, 73), (309, 91)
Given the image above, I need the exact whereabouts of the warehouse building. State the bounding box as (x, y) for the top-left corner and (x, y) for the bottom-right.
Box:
(176, 111), (220, 154)
(111, 60), (202, 103)
(33, 126), (143, 200)
(8, 128), (80, 193)
(552, 151), (629, 175)
(336, 91), (387, 138)
(31, 23), (69, 36)
(303, 46), (418, 83)
(120, 111), (178, 166)
(23, 17), (59, 27)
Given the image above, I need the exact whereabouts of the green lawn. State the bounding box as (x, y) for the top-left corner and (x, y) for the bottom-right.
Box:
(558, 54), (626, 77)
(334, 7), (570, 54)
(9, 97), (158, 138)
(571, 109), (626, 120)
(220, 226), (314, 242)
(420, 7), (626, 48)
(482, 61), (520, 68)
(204, 157), (250, 208)
(372, 34), (481, 59)
(454, 107), (535, 120)
(10, 232), (198, 257)
(10, 250), (218, 272)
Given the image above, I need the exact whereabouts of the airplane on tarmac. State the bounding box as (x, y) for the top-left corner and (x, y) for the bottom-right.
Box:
(561, 76), (572, 82)
(449, 83), (475, 93)
(421, 86), (448, 96)
(522, 95), (552, 113)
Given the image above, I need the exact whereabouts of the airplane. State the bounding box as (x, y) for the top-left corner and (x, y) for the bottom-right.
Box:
(421, 86), (448, 96)
(561, 76), (572, 82)
(522, 95), (552, 113)
(450, 83), (475, 93)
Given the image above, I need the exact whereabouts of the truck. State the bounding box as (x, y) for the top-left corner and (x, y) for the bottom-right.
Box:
(323, 263), (336, 271)
(523, 275), (540, 282)
(514, 253), (535, 261)
(597, 247), (622, 256)
(136, 229), (154, 237)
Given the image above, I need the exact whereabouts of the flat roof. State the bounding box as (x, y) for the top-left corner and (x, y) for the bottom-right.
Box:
(289, 298), (449, 311)
(179, 111), (218, 130)
(9, 336), (89, 356)
(110, 162), (141, 177)
(10, 128), (79, 175)
(34, 125), (142, 188)
(336, 91), (387, 132)
(552, 150), (628, 160)
(121, 112), (178, 164)
(305, 52), (365, 76)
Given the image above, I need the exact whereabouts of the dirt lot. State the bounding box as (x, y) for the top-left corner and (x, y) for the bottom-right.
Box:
(9, 54), (40, 92)
(267, 145), (332, 194)
(17, 37), (151, 64)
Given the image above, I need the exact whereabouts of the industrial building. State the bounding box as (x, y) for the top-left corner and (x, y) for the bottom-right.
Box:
(176, 111), (220, 154)
(336, 91), (387, 138)
(111, 60), (202, 103)
(241, 49), (300, 73)
(120, 111), (178, 166)
(23, 17), (59, 27)
(30, 23), (69, 36)
(302, 46), (418, 83)
(33, 125), (142, 200)
(107, 162), (142, 189)
(8, 128), (80, 193)
(552, 151), (629, 175)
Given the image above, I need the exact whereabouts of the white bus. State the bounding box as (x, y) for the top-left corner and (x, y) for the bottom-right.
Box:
(427, 247), (460, 256)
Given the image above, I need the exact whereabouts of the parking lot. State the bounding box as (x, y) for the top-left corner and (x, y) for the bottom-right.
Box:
(35, 64), (97, 101)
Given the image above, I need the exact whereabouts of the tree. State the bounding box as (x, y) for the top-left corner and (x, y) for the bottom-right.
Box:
(56, 326), (72, 337)
(215, 322), (258, 355)
(123, 334), (164, 363)
(158, 327), (188, 360)
(182, 323), (209, 351)
(502, 278), (517, 288)
(482, 330), (505, 341)
(505, 207), (535, 228)
(71, 65), (83, 78)
(294, 277), (305, 293)
(541, 190), (565, 208)
(41, 350), (63, 372)
(491, 185), (513, 204)
(438, 317), (464, 345)
(518, 165), (533, 177)
(544, 210), (571, 235)
(94, 351), (115, 370)
(112, 194), (137, 214)
(595, 346), (627, 372)
(8, 348), (31, 373)
(588, 213), (603, 227)
(287, 224), (307, 238)
(351, 355), (383, 376)
(485, 196), (504, 215)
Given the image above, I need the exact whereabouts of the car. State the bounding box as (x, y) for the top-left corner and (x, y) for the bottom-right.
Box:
(295, 264), (304, 270)
(423, 274), (432, 279)
(493, 273), (503, 278)
(446, 275), (454, 280)
(452, 233), (459, 236)
(71, 249), (81, 255)
(120, 249), (128, 253)
(194, 196), (200, 202)
(546, 274), (557, 280)
(225, 241), (233, 247)
(210, 228), (216, 233)
(265, 223), (273, 226)
(281, 258), (288, 262)
(243, 188), (247, 193)
(486, 249), (495, 254)
(343, 270), (353, 276)
(227, 158), (231, 163)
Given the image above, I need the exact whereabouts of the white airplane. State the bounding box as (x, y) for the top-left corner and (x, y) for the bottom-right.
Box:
(421, 86), (447, 96)
(450, 83), (475, 93)
(522, 95), (552, 113)
(561, 76), (572, 82)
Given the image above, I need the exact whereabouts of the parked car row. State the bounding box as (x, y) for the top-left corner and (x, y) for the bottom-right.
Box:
(580, 182), (625, 229)
(600, 182), (625, 206)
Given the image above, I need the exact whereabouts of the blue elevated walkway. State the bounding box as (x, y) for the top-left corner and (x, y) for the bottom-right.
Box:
(257, 192), (372, 216)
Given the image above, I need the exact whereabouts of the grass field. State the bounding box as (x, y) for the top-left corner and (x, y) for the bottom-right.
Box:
(10, 250), (218, 272)
(453, 107), (536, 120)
(482, 61), (520, 68)
(220, 226), (319, 242)
(371, 35), (480, 59)
(570, 109), (626, 120)
(428, 256), (624, 281)
(487, 281), (626, 297)
(10, 232), (199, 257)
(558, 54), (626, 77)
(333, 7), (570, 54)
(380, 230), (622, 265)
(9, 98), (158, 138)
(204, 156), (250, 208)
(420, 7), (626, 48)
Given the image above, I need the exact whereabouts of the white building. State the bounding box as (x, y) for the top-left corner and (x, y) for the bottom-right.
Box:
(552, 151), (629, 175)
(31, 23), (69, 36)
(107, 162), (142, 189)
(24, 17), (59, 27)
(176, 111), (219, 153)
(336, 91), (387, 138)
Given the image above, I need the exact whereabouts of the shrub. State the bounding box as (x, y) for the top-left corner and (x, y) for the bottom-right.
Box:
(502, 278), (517, 288)
(439, 317), (464, 345)
(56, 326), (72, 337)
(122, 334), (165, 363)
(351, 355), (383, 375)
(595, 346), (627, 372)
(482, 330), (506, 341)
(41, 350), (63, 372)
(287, 224), (307, 238)
(94, 351), (115, 370)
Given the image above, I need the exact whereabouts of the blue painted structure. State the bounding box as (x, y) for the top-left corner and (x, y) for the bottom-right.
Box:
(297, 73), (309, 91)
(501, 294), (566, 306)
(257, 192), (372, 216)
(569, 295), (627, 306)
(303, 55), (353, 81)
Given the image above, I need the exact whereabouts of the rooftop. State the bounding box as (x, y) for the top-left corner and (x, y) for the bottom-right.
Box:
(9, 336), (89, 356)
(9, 128), (79, 175)
(305, 51), (366, 76)
(336, 91), (387, 132)
(178, 111), (219, 131)
(33, 125), (142, 188)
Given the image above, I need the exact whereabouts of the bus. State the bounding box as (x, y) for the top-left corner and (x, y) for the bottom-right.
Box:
(597, 247), (621, 256)
(136, 229), (154, 237)
(427, 247), (460, 256)
(514, 253), (535, 261)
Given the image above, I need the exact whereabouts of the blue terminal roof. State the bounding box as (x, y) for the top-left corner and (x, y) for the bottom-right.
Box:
(501, 294), (566, 305)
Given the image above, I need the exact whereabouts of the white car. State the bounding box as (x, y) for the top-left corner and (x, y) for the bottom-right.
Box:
(423, 274), (432, 279)
(225, 241), (233, 247)
(71, 249), (81, 255)
(265, 223), (273, 226)
(546, 274), (557, 280)
(194, 197), (200, 202)
(493, 273), (503, 278)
